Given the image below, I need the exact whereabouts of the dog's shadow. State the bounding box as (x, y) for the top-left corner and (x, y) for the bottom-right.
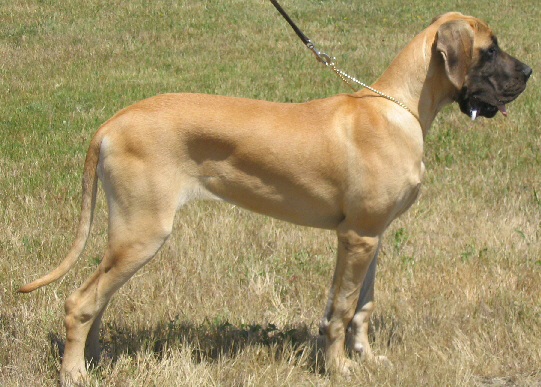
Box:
(48, 318), (328, 373)
(48, 314), (401, 374)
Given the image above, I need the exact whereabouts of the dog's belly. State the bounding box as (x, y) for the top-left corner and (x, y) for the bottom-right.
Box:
(194, 163), (345, 230)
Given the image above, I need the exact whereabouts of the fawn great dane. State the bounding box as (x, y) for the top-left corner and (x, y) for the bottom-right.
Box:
(19, 12), (531, 385)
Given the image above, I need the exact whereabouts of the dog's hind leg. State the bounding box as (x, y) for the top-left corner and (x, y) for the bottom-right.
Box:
(60, 217), (172, 385)
(59, 169), (180, 385)
(84, 298), (110, 367)
(60, 220), (172, 385)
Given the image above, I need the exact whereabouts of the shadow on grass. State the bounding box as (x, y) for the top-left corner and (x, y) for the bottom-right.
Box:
(48, 318), (328, 373)
(47, 313), (403, 375)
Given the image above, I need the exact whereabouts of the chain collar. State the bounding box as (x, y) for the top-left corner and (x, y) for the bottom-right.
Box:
(306, 42), (418, 121)
(271, 0), (419, 122)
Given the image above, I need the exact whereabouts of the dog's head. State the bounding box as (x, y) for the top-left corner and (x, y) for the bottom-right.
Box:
(434, 13), (532, 120)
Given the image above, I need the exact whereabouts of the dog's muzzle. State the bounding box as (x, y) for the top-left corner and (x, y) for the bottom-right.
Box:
(459, 62), (532, 120)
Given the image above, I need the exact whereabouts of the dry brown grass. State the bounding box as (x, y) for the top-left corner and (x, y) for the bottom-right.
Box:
(1, 0), (540, 386)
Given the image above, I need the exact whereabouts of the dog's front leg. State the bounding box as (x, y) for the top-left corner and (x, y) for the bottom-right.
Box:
(348, 242), (378, 358)
(321, 225), (380, 374)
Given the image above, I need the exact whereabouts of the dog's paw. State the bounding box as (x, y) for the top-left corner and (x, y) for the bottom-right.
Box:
(374, 355), (393, 368)
(352, 341), (365, 353)
(337, 358), (356, 376)
(327, 356), (357, 376)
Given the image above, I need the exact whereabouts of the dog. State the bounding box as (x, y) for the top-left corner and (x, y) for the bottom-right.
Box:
(19, 12), (531, 385)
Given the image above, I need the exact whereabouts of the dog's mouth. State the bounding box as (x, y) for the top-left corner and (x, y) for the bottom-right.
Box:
(458, 80), (529, 121)
(457, 93), (517, 121)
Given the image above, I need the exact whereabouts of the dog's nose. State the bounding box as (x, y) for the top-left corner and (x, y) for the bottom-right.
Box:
(523, 65), (533, 79)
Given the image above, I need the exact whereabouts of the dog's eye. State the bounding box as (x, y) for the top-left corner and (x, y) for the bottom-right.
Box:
(486, 46), (498, 59)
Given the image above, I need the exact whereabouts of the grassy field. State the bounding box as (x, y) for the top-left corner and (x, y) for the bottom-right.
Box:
(1, 0), (540, 385)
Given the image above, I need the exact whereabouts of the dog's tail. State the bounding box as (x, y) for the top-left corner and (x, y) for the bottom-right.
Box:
(18, 129), (104, 293)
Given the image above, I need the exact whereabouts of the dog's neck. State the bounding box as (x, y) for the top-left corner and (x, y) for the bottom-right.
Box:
(367, 24), (458, 138)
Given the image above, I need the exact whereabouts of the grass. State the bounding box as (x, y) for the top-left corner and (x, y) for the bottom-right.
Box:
(1, 0), (540, 385)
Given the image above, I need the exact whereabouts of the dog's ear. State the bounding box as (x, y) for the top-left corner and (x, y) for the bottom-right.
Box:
(436, 19), (474, 90)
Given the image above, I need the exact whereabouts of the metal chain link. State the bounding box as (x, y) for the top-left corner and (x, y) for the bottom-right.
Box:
(270, 0), (416, 120)
(309, 44), (415, 116)
(332, 66), (415, 115)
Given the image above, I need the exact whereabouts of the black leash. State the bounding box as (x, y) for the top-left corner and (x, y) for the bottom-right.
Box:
(269, 0), (311, 45)
(269, 0), (334, 66)
(269, 0), (418, 117)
